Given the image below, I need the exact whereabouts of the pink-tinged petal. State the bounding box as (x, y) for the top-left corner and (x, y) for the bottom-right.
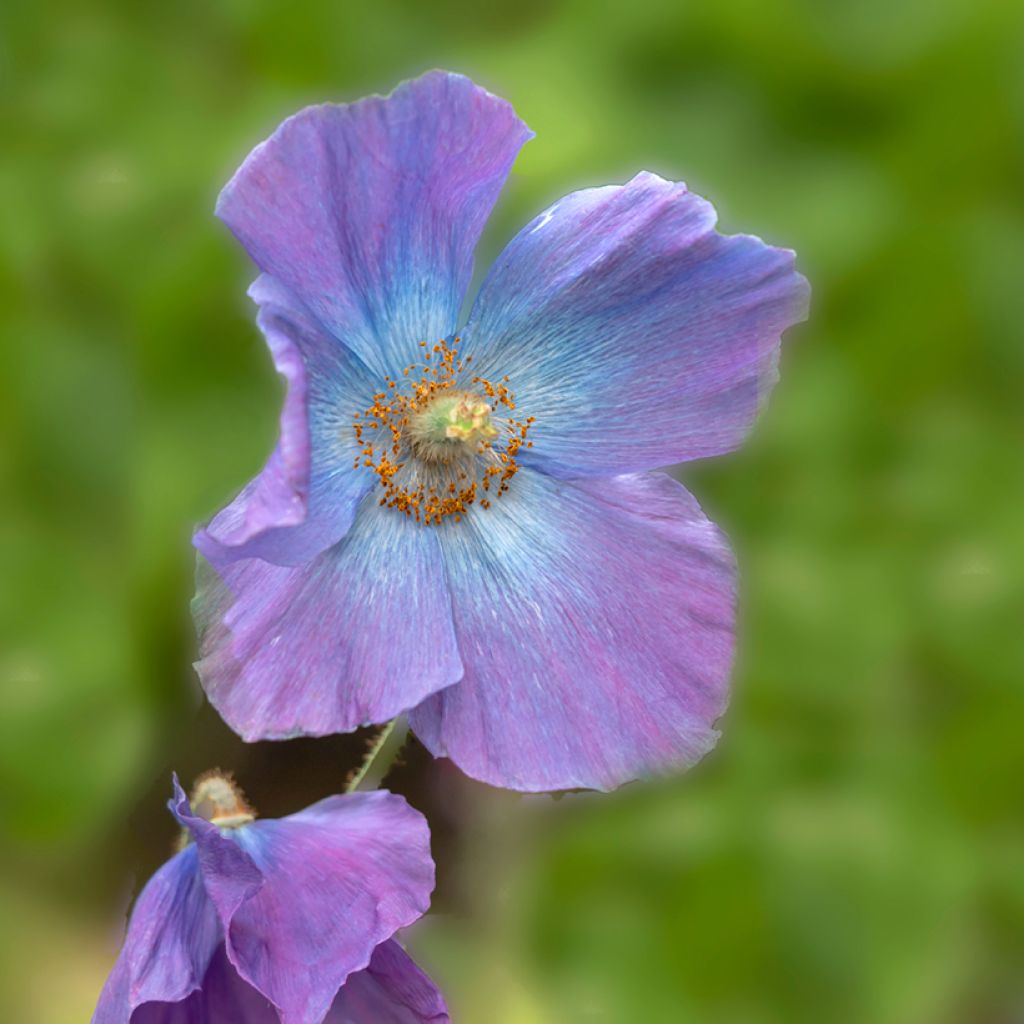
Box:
(461, 171), (808, 477)
(194, 276), (378, 568)
(212, 792), (435, 1024)
(410, 470), (736, 791)
(92, 846), (221, 1023)
(326, 941), (450, 1023)
(193, 495), (462, 741)
(216, 71), (532, 379)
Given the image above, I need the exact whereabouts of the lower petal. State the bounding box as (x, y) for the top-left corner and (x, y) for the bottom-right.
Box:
(193, 495), (463, 740)
(127, 943), (448, 1024)
(92, 846), (221, 1023)
(410, 470), (735, 791)
(130, 946), (278, 1023)
(326, 941), (450, 1023)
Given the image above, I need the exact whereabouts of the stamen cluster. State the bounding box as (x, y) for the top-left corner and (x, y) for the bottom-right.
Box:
(176, 770), (255, 850)
(352, 337), (534, 525)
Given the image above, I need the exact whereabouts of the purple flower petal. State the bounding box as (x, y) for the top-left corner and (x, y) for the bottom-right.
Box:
(92, 845), (221, 1023)
(326, 941), (450, 1023)
(410, 469), (736, 791)
(131, 941), (448, 1024)
(168, 776), (265, 925)
(193, 497), (462, 741)
(460, 171), (809, 477)
(130, 946), (277, 1023)
(204, 791), (434, 1024)
(194, 276), (378, 568)
(216, 71), (532, 380)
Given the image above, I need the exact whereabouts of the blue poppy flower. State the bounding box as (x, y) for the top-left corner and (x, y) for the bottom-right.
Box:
(193, 70), (808, 792)
(94, 775), (447, 1023)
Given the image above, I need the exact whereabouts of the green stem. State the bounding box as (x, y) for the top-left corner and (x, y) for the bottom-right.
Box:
(346, 718), (406, 792)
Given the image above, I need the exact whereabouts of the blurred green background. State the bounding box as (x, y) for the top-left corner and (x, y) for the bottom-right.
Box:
(3, 0), (1023, 1020)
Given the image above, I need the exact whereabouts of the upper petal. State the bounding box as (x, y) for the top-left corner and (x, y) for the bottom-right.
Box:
(216, 71), (533, 379)
(460, 171), (809, 477)
(92, 844), (221, 1023)
(194, 275), (378, 568)
(226, 792), (436, 1024)
(193, 495), (463, 741)
(410, 469), (736, 791)
(326, 941), (450, 1024)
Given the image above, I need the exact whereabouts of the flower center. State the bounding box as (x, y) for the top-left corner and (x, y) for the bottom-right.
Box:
(190, 771), (255, 829)
(352, 337), (534, 525)
(409, 392), (498, 455)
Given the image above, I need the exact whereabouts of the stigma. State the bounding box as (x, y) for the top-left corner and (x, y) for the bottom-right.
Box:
(407, 391), (498, 461)
(352, 337), (534, 526)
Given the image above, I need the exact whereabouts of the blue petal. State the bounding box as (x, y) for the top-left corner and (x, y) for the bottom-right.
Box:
(410, 469), (736, 791)
(193, 496), (462, 741)
(216, 71), (532, 380)
(459, 172), (808, 477)
(194, 276), (378, 568)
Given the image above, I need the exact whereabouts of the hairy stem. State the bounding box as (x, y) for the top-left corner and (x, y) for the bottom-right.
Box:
(346, 718), (408, 792)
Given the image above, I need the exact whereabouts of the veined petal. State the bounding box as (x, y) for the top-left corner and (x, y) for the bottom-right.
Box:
(194, 276), (378, 568)
(92, 845), (221, 1023)
(193, 495), (463, 741)
(326, 941), (450, 1024)
(410, 470), (736, 791)
(226, 792), (435, 1024)
(460, 172), (808, 477)
(216, 71), (532, 379)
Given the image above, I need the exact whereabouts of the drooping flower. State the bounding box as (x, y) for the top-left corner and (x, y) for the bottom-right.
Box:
(93, 774), (448, 1024)
(193, 70), (809, 792)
